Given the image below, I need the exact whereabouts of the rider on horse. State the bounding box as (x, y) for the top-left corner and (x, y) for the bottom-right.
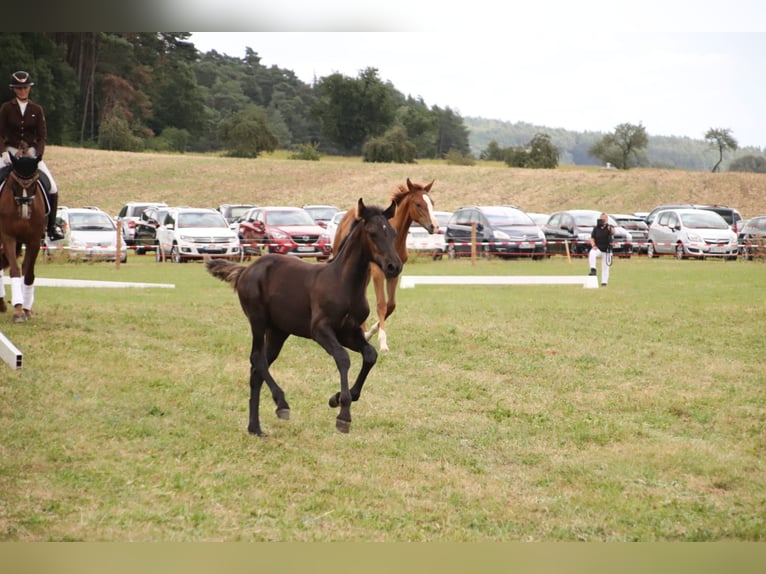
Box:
(0, 70), (64, 241)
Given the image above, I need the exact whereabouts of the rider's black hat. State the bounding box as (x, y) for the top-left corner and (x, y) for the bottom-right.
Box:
(9, 71), (34, 88)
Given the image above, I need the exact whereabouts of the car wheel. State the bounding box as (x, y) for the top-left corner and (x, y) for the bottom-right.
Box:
(647, 242), (656, 259)
(135, 246), (145, 255)
(155, 247), (164, 262)
(171, 245), (184, 263)
(447, 243), (457, 260)
(432, 249), (443, 261)
(481, 243), (491, 260)
(675, 243), (685, 260)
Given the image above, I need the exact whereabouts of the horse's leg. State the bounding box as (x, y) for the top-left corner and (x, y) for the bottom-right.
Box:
(314, 325), (353, 433)
(263, 328), (290, 420)
(364, 266), (387, 346)
(3, 239), (26, 323)
(21, 241), (39, 318)
(333, 328), (378, 405)
(0, 267), (6, 313)
(376, 276), (398, 353)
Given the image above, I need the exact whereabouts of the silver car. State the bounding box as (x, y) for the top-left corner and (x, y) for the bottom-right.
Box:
(48, 207), (128, 263)
(647, 208), (738, 260)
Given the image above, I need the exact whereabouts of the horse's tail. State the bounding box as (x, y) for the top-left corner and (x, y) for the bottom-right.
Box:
(205, 257), (245, 289)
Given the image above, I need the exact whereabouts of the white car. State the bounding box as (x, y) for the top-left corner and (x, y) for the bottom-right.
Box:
(156, 207), (241, 263)
(405, 210), (451, 260)
(647, 208), (738, 260)
(47, 206), (128, 263)
(325, 210), (348, 247)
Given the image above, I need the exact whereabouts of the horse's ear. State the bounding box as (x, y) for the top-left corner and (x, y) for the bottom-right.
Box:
(383, 200), (397, 220)
(406, 178), (414, 191)
(355, 197), (366, 220)
(424, 179), (435, 192)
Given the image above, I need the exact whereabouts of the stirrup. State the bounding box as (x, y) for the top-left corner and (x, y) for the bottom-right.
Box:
(47, 227), (65, 241)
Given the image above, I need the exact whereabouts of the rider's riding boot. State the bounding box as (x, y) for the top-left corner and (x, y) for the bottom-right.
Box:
(46, 192), (65, 241)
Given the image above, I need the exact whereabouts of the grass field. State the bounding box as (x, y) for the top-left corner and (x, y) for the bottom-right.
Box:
(1, 251), (764, 541)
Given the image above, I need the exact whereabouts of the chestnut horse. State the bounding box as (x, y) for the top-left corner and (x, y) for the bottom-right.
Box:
(206, 198), (401, 436)
(333, 178), (438, 352)
(0, 154), (47, 323)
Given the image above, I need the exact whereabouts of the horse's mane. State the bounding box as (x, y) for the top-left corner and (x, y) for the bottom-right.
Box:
(390, 183), (420, 204)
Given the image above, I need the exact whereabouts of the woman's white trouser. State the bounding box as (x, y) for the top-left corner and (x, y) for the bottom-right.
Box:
(588, 247), (610, 285)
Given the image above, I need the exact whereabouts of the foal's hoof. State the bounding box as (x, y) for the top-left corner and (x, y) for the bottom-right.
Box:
(335, 418), (351, 434)
(0, 299), (6, 313)
(276, 408), (290, 420)
(328, 393), (340, 408)
(23, 308), (34, 319)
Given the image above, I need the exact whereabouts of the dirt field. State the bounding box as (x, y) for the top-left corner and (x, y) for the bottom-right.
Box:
(46, 146), (766, 219)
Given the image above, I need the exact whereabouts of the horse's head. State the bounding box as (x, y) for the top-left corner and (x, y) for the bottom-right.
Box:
(394, 178), (439, 234)
(356, 198), (402, 279)
(9, 154), (41, 180)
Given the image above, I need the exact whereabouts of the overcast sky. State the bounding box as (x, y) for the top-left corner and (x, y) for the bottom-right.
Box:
(186, 5), (766, 148)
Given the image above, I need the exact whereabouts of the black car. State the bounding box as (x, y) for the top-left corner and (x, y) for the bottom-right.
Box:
(541, 210), (633, 257)
(444, 205), (546, 259)
(738, 215), (766, 260)
(133, 205), (169, 254)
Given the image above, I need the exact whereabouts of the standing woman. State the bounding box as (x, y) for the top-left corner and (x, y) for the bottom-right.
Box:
(0, 70), (64, 241)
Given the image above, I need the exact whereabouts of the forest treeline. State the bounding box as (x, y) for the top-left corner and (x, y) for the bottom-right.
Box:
(1, 32), (763, 171)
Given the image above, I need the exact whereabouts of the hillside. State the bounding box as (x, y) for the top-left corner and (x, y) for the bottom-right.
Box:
(47, 146), (766, 219)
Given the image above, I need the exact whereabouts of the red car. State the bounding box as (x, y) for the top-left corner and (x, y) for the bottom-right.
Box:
(238, 206), (333, 260)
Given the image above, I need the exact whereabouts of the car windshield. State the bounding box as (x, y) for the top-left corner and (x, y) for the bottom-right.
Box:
(227, 206), (252, 219)
(177, 212), (228, 228)
(574, 213), (617, 227)
(484, 208), (535, 226)
(267, 210), (317, 226)
(680, 212), (729, 229)
(305, 207), (337, 221)
(69, 213), (114, 231)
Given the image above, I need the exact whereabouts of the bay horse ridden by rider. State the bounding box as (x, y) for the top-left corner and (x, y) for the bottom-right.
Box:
(0, 153), (48, 322)
(206, 198), (402, 436)
(333, 178), (439, 352)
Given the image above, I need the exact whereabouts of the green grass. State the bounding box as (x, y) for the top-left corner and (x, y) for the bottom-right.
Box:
(1, 253), (764, 541)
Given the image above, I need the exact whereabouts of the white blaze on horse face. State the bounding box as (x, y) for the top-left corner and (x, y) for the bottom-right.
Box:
(424, 194), (439, 233)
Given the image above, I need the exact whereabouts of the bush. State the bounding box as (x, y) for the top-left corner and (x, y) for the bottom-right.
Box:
(445, 149), (475, 166)
(362, 127), (416, 163)
(289, 142), (321, 161)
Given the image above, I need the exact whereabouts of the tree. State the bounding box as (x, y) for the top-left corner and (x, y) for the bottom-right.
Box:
(481, 140), (505, 161)
(526, 133), (559, 169)
(312, 68), (396, 155)
(219, 104), (278, 158)
(729, 154), (766, 173)
(705, 128), (738, 172)
(362, 126), (416, 163)
(589, 122), (648, 169)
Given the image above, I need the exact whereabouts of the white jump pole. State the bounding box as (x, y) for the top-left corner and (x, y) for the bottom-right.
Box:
(0, 330), (23, 369)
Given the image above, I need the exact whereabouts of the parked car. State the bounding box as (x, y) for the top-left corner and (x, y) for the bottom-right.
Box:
(47, 206), (128, 263)
(218, 204), (257, 231)
(645, 203), (742, 232)
(696, 205), (743, 233)
(407, 210), (451, 260)
(115, 201), (167, 246)
(541, 210), (633, 257)
(155, 207), (241, 263)
(133, 205), (170, 254)
(238, 206), (332, 260)
(737, 215), (766, 260)
(646, 208), (738, 260)
(611, 213), (649, 253)
(326, 210), (348, 247)
(302, 204), (340, 229)
(444, 205), (546, 259)
(526, 212), (550, 228)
